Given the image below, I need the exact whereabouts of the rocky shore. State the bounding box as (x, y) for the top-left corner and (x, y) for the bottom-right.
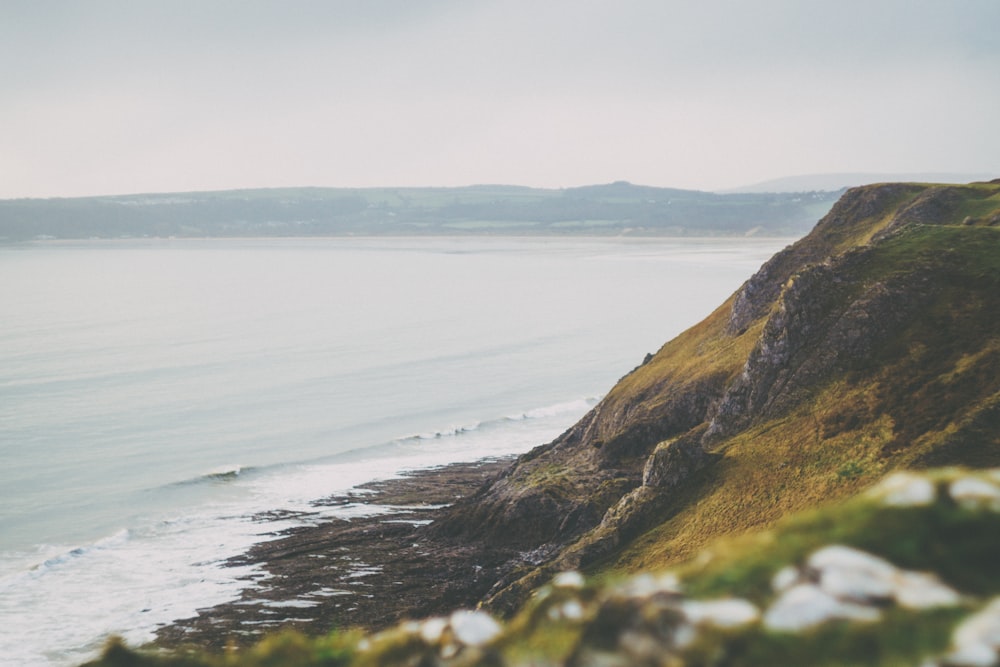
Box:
(155, 457), (521, 651)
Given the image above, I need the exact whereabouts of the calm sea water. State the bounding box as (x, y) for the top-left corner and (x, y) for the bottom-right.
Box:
(0, 236), (789, 666)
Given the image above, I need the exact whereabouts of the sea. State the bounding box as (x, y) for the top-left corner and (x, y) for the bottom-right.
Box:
(0, 235), (790, 666)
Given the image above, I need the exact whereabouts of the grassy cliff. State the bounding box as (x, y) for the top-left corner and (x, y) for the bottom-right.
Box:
(425, 180), (1000, 612)
(81, 180), (1000, 666)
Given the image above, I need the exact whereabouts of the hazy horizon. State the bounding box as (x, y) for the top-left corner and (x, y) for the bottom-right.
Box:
(2, 1), (999, 199)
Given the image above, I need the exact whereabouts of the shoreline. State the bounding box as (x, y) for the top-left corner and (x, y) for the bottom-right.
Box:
(153, 457), (518, 652)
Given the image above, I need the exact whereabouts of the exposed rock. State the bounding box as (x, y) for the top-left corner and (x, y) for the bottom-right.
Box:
(610, 572), (682, 600)
(547, 598), (585, 622)
(642, 433), (712, 489)
(771, 565), (800, 593)
(950, 477), (1000, 511)
(418, 617), (448, 644)
(867, 470), (938, 506)
(763, 543), (963, 633)
(894, 571), (963, 610)
(552, 571), (585, 589)
(725, 181), (924, 335)
(764, 583), (881, 631)
(946, 597), (1000, 667)
(808, 545), (898, 603)
(679, 598), (759, 629)
(448, 610), (502, 647)
(811, 545), (960, 610)
(707, 253), (929, 443)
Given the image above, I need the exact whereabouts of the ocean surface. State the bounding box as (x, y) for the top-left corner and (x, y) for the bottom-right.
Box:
(0, 236), (790, 666)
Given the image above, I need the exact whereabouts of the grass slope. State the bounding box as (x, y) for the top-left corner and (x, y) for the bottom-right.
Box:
(609, 187), (1000, 575)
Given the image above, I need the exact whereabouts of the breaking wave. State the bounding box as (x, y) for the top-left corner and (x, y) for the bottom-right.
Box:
(396, 397), (597, 443)
(167, 465), (257, 488)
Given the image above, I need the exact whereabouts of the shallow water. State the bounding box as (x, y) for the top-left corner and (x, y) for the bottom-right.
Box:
(0, 235), (790, 665)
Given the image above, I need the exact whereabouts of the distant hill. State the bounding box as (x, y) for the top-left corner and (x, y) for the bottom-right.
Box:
(0, 182), (839, 241)
(723, 172), (995, 193)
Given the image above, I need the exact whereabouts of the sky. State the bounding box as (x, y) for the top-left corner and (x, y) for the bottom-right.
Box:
(1, 0), (998, 199)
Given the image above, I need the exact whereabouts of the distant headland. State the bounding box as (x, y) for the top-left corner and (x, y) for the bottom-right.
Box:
(0, 182), (839, 241)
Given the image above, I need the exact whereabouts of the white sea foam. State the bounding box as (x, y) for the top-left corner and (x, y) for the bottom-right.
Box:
(0, 397), (596, 667)
(0, 514), (273, 667)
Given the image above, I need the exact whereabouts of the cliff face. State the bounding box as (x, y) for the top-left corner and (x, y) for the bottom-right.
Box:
(432, 180), (1000, 612)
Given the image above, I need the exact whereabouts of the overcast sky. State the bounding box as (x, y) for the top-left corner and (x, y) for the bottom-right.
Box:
(2, 0), (998, 198)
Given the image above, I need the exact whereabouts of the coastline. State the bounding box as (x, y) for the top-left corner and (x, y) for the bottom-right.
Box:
(153, 457), (519, 652)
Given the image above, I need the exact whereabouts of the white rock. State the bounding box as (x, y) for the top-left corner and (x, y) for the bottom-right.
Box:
(950, 477), (1000, 510)
(808, 545), (898, 578)
(672, 622), (698, 650)
(764, 583), (881, 632)
(681, 598), (760, 628)
(400, 620), (422, 635)
(440, 642), (459, 660)
(419, 617), (448, 644)
(869, 471), (937, 507)
(616, 572), (682, 599)
(771, 565), (800, 592)
(546, 599), (585, 622)
(820, 566), (896, 602)
(553, 570), (585, 589)
(946, 643), (997, 667)
(449, 609), (501, 647)
(619, 629), (662, 660)
(809, 545), (899, 602)
(892, 571), (961, 609)
(950, 598), (1000, 665)
(560, 599), (585, 621)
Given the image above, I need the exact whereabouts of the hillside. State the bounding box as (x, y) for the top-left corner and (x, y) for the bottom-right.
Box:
(0, 183), (836, 241)
(430, 180), (1000, 611)
(80, 180), (1000, 665)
